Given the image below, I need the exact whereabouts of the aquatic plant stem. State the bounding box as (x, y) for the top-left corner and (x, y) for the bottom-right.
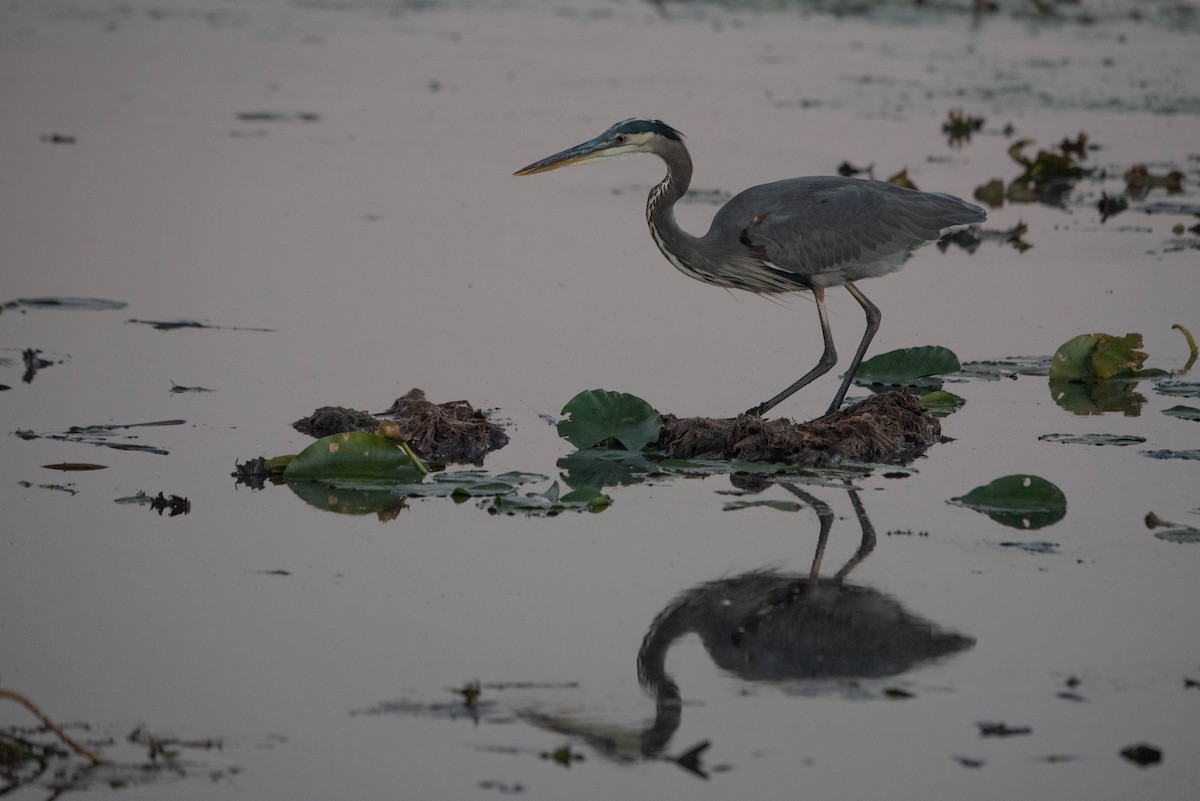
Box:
(0, 687), (109, 765)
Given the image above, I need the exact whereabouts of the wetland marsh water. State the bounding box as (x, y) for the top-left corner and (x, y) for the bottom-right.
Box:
(2, 0), (1199, 798)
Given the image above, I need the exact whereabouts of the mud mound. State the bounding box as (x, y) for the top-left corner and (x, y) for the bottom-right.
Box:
(657, 390), (940, 467)
(293, 388), (508, 465)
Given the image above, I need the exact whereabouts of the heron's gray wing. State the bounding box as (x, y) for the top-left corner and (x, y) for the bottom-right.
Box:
(710, 177), (984, 287)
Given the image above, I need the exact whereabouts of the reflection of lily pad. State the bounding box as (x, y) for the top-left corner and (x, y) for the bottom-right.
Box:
(855, 346), (960, 386)
(1048, 378), (1144, 416)
(949, 475), (1067, 530)
(557, 449), (658, 489)
(488, 482), (611, 516)
(557, 389), (662, 451)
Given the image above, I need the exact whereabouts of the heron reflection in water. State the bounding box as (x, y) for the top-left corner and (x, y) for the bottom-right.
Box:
(521, 483), (973, 776)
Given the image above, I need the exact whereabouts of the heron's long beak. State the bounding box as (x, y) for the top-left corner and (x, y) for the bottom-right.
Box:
(513, 136), (613, 176)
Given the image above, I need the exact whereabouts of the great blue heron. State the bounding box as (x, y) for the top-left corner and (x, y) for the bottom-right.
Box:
(515, 118), (986, 417)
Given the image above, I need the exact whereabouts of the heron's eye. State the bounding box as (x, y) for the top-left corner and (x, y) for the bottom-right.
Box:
(614, 134), (627, 144)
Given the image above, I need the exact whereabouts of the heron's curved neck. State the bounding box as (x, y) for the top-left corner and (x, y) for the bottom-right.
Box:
(646, 146), (705, 278)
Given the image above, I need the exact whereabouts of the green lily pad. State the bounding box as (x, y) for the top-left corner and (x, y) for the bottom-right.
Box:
(1163, 405), (1200, 422)
(283, 432), (426, 483)
(557, 389), (662, 451)
(949, 474), (1067, 530)
(855, 346), (961, 386)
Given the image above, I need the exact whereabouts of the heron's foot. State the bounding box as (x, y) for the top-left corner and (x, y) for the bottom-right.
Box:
(742, 403), (768, 418)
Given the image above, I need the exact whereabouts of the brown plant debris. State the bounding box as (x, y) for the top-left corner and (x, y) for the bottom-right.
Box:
(293, 388), (508, 466)
(655, 390), (940, 467)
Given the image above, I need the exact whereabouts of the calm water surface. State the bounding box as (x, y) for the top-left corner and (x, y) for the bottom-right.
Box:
(2, 1), (1198, 798)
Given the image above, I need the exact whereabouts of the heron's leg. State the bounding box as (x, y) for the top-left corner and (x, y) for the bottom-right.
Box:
(825, 281), (880, 416)
(744, 286), (837, 417)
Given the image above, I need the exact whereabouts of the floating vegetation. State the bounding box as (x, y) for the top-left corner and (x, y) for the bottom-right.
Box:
(1144, 511), (1200, 543)
(1, 297), (127, 313)
(1048, 332), (1165, 382)
(15, 419), (184, 455)
(170, 381), (215, 394)
(1162, 405), (1200, 422)
(127, 319), (275, 332)
(977, 721), (1032, 738)
(557, 389), (662, 451)
(854, 345), (961, 389)
(21, 348), (55, 384)
(1037, 433), (1146, 446)
(942, 108), (984, 147)
(1124, 165), (1183, 197)
(949, 475), (1067, 530)
(1119, 743), (1162, 767)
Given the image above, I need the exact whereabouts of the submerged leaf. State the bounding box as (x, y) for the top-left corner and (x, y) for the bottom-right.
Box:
(557, 389), (661, 451)
(949, 475), (1067, 530)
(856, 346), (961, 386)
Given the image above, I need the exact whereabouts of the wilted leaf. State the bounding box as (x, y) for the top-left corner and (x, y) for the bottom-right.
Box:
(949, 474), (1067, 530)
(1048, 333), (1152, 381)
(856, 346), (961, 386)
(557, 389), (662, 451)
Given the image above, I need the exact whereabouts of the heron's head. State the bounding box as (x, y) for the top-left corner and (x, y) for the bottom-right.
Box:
(514, 118), (685, 176)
